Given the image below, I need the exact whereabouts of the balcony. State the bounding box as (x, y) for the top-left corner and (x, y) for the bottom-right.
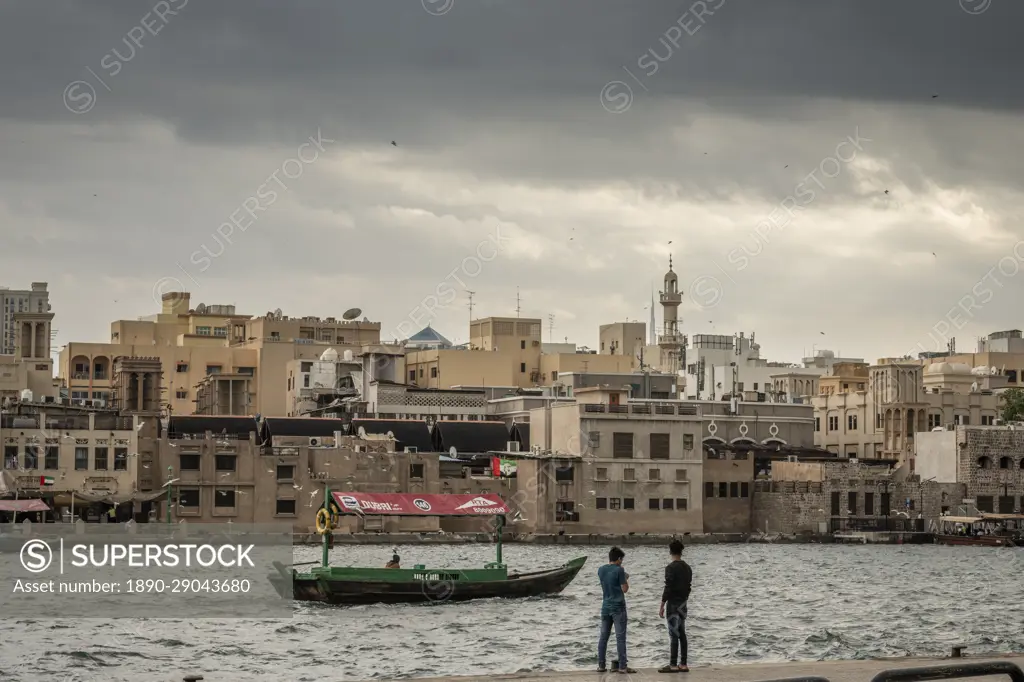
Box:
(660, 292), (682, 305)
(658, 333), (685, 346)
(72, 372), (89, 380)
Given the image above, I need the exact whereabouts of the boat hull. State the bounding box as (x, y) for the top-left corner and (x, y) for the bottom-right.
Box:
(935, 534), (1015, 547)
(270, 557), (587, 605)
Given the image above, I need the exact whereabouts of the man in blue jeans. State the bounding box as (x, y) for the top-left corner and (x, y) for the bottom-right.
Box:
(597, 546), (636, 674)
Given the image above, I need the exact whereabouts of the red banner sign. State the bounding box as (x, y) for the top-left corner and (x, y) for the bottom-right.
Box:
(0, 499), (50, 512)
(331, 492), (509, 516)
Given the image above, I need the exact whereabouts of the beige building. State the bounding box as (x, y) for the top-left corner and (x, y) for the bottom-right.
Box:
(528, 386), (704, 534)
(768, 371), (823, 404)
(0, 401), (143, 520)
(0, 307), (60, 403)
(406, 316), (638, 391)
(813, 362), (1000, 465)
(599, 322), (647, 360)
(59, 292), (383, 417)
(1, 282), (51, 356)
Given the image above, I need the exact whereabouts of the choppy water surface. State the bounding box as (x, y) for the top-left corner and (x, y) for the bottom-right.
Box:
(3, 544), (1023, 681)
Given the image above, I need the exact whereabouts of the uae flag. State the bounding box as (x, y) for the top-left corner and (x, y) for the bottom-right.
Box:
(39, 476), (55, 486)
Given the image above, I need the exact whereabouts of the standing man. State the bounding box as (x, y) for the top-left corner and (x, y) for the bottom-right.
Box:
(658, 539), (692, 673)
(597, 546), (636, 674)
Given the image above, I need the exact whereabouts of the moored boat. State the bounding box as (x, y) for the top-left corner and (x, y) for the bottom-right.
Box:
(269, 490), (587, 605)
(934, 515), (1019, 547)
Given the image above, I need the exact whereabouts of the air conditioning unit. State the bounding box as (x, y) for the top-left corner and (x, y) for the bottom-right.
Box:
(353, 445), (365, 453)
(93, 399), (106, 408)
(849, 457), (859, 464)
(403, 446), (418, 454)
(507, 441), (520, 452)
(786, 455), (798, 462)
(308, 437), (321, 447)
(530, 444), (542, 455)
(945, 423), (955, 430)
(72, 399), (86, 406)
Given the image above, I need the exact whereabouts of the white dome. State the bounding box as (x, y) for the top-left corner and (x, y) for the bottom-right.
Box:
(926, 361), (972, 375)
(320, 347), (339, 362)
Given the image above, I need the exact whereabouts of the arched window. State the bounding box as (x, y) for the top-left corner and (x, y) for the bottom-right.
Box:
(977, 456), (992, 469)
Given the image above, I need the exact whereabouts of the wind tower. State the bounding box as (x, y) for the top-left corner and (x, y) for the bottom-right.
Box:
(658, 256), (684, 373)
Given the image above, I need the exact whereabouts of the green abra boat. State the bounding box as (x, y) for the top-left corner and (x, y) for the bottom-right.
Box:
(270, 488), (587, 605)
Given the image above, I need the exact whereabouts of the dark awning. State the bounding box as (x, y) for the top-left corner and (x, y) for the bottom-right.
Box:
(260, 417), (348, 441)
(511, 422), (530, 448)
(168, 416), (258, 440)
(432, 421), (510, 456)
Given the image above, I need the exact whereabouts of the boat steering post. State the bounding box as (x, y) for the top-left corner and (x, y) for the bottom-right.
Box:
(486, 514), (506, 569)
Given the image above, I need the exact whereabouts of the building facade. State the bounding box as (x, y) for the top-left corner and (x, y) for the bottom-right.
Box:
(1, 283), (51, 356)
(59, 292), (384, 417)
(0, 401), (143, 520)
(529, 386), (704, 534)
(813, 363), (999, 464)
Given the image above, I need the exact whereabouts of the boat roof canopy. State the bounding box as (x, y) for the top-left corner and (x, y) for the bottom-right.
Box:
(330, 492), (509, 516)
(980, 513), (1024, 521)
(942, 516), (983, 523)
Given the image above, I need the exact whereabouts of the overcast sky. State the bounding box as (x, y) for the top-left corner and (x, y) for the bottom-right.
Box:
(1, 0), (1022, 365)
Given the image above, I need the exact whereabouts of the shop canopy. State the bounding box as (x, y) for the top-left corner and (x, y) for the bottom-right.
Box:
(0, 499), (50, 512)
(331, 492), (509, 516)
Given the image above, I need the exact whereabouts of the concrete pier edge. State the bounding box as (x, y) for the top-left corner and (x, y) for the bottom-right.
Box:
(363, 654), (1024, 682)
(290, 531), (933, 546)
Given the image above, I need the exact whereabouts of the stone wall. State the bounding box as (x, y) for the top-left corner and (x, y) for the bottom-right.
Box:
(752, 460), (965, 533)
(752, 480), (825, 534)
(957, 427), (1024, 513)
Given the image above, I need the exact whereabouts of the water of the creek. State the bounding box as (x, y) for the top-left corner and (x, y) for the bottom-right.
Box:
(3, 543), (1023, 681)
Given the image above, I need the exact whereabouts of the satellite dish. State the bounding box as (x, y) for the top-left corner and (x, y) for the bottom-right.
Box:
(386, 431), (395, 439)
(195, 303), (207, 314)
(343, 307), (362, 321)
(449, 447), (457, 457)
(274, 308), (282, 319)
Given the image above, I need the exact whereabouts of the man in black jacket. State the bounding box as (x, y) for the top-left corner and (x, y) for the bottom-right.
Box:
(658, 539), (692, 673)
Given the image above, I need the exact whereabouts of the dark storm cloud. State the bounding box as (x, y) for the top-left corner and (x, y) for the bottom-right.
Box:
(0, 0), (1021, 363)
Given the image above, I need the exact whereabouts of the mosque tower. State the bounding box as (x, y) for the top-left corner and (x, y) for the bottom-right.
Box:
(658, 255), (683, 372)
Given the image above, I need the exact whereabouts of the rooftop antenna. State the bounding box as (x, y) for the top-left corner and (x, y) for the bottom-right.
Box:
(515, 287), (521, 318)
(467, 291), (475, 329)
(548, 314), (554, 343)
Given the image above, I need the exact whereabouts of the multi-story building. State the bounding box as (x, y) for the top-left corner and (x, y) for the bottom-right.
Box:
(0, 400), (143, 521)
(768, 371), (823, 404)
(813, 362), (1000, 464)
(0, 283), (51, 356)
(599, 322), (647, 361)
(0, 308), (60, 403)
(916, 425), (1024, 515)
(59, 292), (384, 417)
(528, 386), (704, 534)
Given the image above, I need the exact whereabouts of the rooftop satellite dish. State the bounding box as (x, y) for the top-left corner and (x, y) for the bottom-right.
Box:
(274, 308), (282, 319)
(195, 303), (207, 314)
(387, 431), (395, 439)
(343, 307), (362, 321)
(449, 447), (458, 457)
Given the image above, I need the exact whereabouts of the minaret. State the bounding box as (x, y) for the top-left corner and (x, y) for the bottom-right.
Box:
(649, 284), (656, 346)
(658, 256), (683, 371)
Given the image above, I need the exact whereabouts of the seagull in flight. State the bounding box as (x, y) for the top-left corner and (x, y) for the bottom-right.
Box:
(391, 141), (397, 146)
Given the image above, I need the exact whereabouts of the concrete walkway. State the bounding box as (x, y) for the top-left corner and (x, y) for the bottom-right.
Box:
(376, 654), (1024, 682)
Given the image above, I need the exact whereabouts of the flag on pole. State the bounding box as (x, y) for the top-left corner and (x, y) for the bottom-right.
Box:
(40, 476), (55, 486)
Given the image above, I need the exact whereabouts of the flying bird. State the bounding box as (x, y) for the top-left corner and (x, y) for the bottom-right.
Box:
(884, 190), (889, 195)
(820, 331), (825, 335)
(932, 252), (937, 258)
(931, 94), (938, 99)
(391, 141), (397, 146)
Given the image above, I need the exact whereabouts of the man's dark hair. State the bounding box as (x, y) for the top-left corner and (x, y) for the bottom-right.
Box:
(669, 539), (684, 556)
(609, 546), (625, 562)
